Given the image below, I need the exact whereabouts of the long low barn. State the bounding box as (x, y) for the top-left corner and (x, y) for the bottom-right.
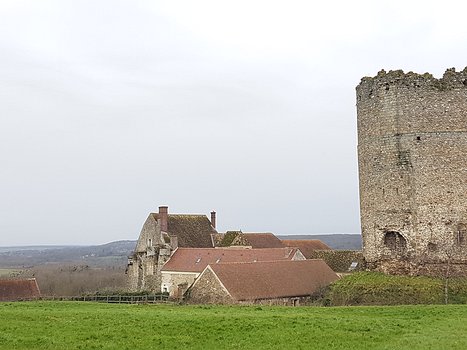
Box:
(161, 247), (305, 298)
(187, 259), (338, 305)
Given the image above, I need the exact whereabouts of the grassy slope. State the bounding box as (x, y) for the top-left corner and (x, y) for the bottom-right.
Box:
(0, 302), (466, 350)
(327, 272), (467, 306)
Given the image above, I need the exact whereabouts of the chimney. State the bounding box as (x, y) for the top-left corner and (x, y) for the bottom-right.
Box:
(159, 206), (168, 232)
(210, 211), (216, 229)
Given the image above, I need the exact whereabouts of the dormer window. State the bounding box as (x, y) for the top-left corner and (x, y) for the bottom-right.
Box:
(195, 258), (201, 263)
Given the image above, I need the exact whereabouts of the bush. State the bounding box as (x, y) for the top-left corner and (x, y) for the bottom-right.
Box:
(326, 272), (467, 306)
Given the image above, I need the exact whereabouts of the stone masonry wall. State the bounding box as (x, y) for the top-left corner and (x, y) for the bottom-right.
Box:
(161, 272), (197, 298)
(186, 268), (233, 304)
(127, 215), (171, 292)
(356, 68), (467, 275)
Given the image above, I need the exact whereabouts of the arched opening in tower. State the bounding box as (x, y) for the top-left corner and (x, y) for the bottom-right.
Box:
(383, 231), (407, 255)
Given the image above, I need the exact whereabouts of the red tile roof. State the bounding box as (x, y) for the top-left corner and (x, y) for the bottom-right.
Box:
(0, 278), (41, 301)
(162, 247), (300, 273)
(206, 259), (338, 301)
(241, 233), (285, 248)
(282, 239), (331, 258)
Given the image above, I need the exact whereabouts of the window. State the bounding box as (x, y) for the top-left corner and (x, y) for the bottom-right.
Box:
(427, 242), (438, 252)
(456, 224), (467, 246)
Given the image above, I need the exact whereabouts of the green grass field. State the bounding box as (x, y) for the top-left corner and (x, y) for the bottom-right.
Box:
(0, 302), (466, 349)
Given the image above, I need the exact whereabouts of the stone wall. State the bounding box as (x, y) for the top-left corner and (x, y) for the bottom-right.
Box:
(356, 68), (467, 275)
(127, 215), (171, 292)
(134, 215), (164, 253)
(186, 268), (233, 304)
(161, 272), (198, 298)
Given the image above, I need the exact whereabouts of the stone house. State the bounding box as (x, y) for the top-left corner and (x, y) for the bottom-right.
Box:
(127, 206), (299, 293)
(0, 278), (41, 301)
(187, 259), (338, 305)
(126, 206), (218, 292)
(160, 247), (305, 298)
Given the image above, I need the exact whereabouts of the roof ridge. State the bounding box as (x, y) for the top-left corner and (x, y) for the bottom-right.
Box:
(0, 277), (37, 282)
(150, 213), (207, 216)
(174, 247), (290, 251)
(169, 214), (207, 216)
(282, 239), (323, 241)
(243, 232), (274, 235)
(212, 259), (322, 266)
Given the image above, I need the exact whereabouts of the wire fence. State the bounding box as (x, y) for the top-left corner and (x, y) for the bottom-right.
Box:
(39, 294), (170, 304)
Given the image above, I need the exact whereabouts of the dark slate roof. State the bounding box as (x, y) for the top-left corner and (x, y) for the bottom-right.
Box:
(207, 260), (338, 301)
(151, 213), (215, 248)
(162, 247), (300, 273)
(0, 278), (41, 301)
(281, 239), (331, 258)
(242, 233), (285, 248)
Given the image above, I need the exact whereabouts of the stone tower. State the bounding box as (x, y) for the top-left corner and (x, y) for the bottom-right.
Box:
(356, 68), (467, 275)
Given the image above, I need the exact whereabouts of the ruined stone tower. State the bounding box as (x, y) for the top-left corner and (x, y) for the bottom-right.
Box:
(356, 68), (467, 275)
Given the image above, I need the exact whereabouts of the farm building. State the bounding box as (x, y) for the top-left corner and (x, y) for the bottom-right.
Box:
(161, 247), (305, 298)
(187, 259), (338, 305)
(0, 278), (41, 301)
(127, 206), (308, 293)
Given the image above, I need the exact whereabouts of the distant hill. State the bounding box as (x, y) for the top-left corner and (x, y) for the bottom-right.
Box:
(0, 240), (137, 268)
(0, 234), (361, 268)
(278, 234), (362, 250)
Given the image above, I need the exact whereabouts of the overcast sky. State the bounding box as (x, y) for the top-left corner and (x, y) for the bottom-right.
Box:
(1, 0), (467, 246)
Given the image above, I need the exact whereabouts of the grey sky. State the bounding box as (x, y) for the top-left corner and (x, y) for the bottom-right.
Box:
(1, 0), (467, 245)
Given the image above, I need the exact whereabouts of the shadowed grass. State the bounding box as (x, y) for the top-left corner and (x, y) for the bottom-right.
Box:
(0, 302), (466, 349)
